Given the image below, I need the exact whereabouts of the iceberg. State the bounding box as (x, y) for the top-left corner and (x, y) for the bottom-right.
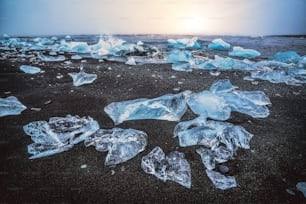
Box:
(20, 65), (41, 74)
(167, 37), (201, 49)
(229, 46), (261, 58)
(38, 52), (65, 61)
(173, 116), (254, 154)
(141, 146), (191, 188)
(296, 182), (306, 198)
(208, 38), (231, 50)
(205, 170), (238, 190)
(84, 128), (147, 166)
(0, 96), (27, 117)
(269, 51), (301, 64)
(23, 115), (99, 159)
(104, 91), (191, 125)
(68, 70), (97, 87)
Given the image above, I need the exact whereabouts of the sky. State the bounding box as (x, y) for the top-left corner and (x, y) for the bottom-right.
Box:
(0, 0), (306, 36)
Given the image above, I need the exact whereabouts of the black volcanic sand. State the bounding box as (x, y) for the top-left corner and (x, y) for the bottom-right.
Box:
(1, 37), (306, 203)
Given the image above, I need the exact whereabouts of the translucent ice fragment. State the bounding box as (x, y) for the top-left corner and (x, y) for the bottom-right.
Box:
(38, 52), (65, 61)
(196, 56), (253, 70)
(70, 42), (89, 53)
(68, 70), (97, 86)
(167, 37), (201, 49)
(84, 128), (147, 166)
(172, 62), (192, 72)
(20, 65), (41, 74)
(296, 182), (306, 198)
(206, 170), (238, 190)
(208, 38), (231, 50)
(269, 51), (301, 64)
(141, 146), (191, 188)
(187, 90), (232, 120)
(0, 96), (27, 117)
(23, 115), (99, 159)
(104, 91), (191, 125)
(209, 79), (237, 93)
(71, 54), (82, 60)
(126, 57), (137, 65)
(229, 46), (261, 58)
(166, 49), (193, 63)
(197, 147), (232, 170)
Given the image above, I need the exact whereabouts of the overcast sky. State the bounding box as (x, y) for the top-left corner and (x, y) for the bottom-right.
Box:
(0, 0), (306, 36)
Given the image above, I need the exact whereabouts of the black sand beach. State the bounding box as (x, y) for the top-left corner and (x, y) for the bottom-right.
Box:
(0, 36), (306, 203)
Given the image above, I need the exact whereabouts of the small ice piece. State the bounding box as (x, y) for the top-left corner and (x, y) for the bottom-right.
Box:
(167, 37), (201, 49)
(197, 146), (232, 170)
(20, 65), (41, 74)
(269, 51), (301, 64)
(70, 42), (89, 53)
(71, 54), (82, 60)
(126, 57), (137, 65)
(104, 91), (191, 125)
(206, 170), (238, 190)
(141, 146), (191, 188)
(23, 115), (99, 159)
(38, 52), (65, 61)
(209, 79), (237, 93)
(166, 49), (193, 63)
(0, 96), (27, 117)
(229, 46), (261, 58)
(208, 38), (231, 50)
(187, 91), (232, 120)
(84, 128), (147, 166)
(68, 70), (97, 87)
(80, 164), (87, 169)
(296, 182), (306, 198)
(172, 62), (192, 72)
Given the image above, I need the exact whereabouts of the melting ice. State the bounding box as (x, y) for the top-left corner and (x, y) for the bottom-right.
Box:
(38, 52), (65, 62)
(206, 170), (238, 190)
(229, 46), (261, 58)
(0, 96), (27, 117)
(68, 70), (97, 87)
(208, 38), (231, 51)
(23, 115), (99, 159)
(104, 91), (191, 125)
(167, 37), (201, 49)
(141, 146), (191, 188)
(84, 128), (147, 166)
(20, 65), (41, 74)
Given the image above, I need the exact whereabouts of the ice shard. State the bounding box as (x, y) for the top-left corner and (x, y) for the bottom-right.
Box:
(68, 70), (97, 87)
(23, 115), (100, 159)
(167, 37), (201, 49)
(141, 146), (191, 188)
(20, 65), (41, 74)
(71, 54), (83, 60)
(126, 57), (137, 65)
(104, 91), (191, 125)
(166, 49), (193, 63)
(0, 96), (27, 117)
(84, 128), (147, 166)
(208, 38), (231, 50)
(38, 52), (65, 61)
(196, 56), (253, 71)
(269, 51), (301, 64)
(70, 42), (89, 53)
(229, 46), (261, 58)
(205, 170), (238, 190)
(197, 147), (232, 170)
(296, 182), (306, 198)
(173, 116), (254, 154)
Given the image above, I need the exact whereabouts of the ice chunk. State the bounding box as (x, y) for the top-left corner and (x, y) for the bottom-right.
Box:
(23, 115), (99, 159)
(210, 79), (237, 93)
(167, 37), (201, 49)
(229, 46), (261, 58)
(269, 51), (301, 64)
(197, 147), (232, 170)
(166, 49), (193, 63)
(126, 57), (137, 65)
(187, 91), (232, 120)
(70, 42), (89, 53)
(104, 91), (191, 125)
(174, 116), (253, 154)
(68, 70), (97, 87)
(20, 65), (41, 74)
(205, 170), (238, 190)
(71, 54), (82, 60)
(84, 128), (147, 166)
(172, 62), (192, 72)
(38, 52), (65, 61)
(141, 146), (191, 188)
(296, 182), (306, 198)
(0, 96), (27, 117)
(208, 38), (231, 50)
(196, 56), (253, 71)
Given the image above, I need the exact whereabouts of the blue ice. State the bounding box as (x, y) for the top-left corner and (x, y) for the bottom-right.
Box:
(269, 51), (301, 64)
(196, 56), (253, 71)
(68, 70), (97, 87)
(206, 170), (238, 190)
(0, 96), (27, 117)
(141, 146), (191, 188)
(84, 128), (147, 166)
(208, 38), (231, 50)
(104, 91), (191, 125)
(167, 37), (201, 49)
(38, 52), (65, 61)
(20, 65), (41, 74)
(23, 115), (99, 159)
(70, 42), (89, 53)
(229, 46), (261, 58)
(166, 49), (194, 63)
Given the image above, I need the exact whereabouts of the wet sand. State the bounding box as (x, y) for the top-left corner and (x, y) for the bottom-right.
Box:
(0, 37), (306, 203)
